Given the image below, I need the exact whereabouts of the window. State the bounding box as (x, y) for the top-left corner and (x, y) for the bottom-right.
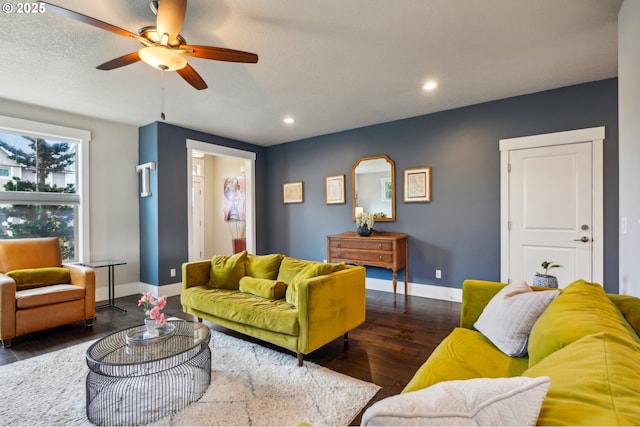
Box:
(0, 115), (90, 261)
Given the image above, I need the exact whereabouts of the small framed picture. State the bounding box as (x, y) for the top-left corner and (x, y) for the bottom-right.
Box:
(403, 167), (431, 202)
(381, 177), (392, 202)
(325, 174), (346, 204)
(283, 181), (304, 204)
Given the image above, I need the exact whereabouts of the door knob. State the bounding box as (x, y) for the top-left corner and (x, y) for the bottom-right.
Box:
(574, 236), (590, 242)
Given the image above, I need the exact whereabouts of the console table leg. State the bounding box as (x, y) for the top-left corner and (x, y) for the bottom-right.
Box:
(404, 267), (408, 295)
(392, 271), (398, 296)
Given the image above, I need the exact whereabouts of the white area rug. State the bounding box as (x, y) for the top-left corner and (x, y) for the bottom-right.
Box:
(0, 329), (380, 426)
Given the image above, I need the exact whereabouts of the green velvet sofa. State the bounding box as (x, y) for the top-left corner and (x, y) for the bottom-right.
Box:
(181, 251), (366, 366)
(393, 279), (640, 425)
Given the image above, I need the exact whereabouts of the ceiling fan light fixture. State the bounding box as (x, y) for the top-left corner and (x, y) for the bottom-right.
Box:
(139, 45), (187, 71)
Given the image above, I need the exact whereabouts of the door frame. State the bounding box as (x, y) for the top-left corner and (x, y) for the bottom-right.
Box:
(186, 139), (256, 260)
(499, 126), (605, 285)
(191, 175), (204, 260)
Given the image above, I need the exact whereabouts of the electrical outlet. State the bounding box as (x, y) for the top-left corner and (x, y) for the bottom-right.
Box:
(170, 268), (176, 277)
(435, 269), (442, 279)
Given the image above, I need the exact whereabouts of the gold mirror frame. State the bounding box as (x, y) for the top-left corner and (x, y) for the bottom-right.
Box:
(352, 154), (395, 222)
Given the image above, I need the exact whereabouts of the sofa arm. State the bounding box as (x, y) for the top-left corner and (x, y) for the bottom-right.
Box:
(64, 263), (96, 319)
(182, 260), (211, 290)
(64, 263), (95, 289)
(296, 265), (366, 354)
(460, 279), (507, 329)
(0, 274), (17, 341)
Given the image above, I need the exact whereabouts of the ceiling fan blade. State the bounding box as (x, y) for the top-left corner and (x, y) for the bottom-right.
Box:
(40, 1), (150, 45)
(177, 64), (208, 90)
(96, 52), (141, 70)
(181, 45), (259, 63)
(156, 0), (187, 46)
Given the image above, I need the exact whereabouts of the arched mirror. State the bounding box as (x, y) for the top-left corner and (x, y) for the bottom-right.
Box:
(352, 155), (395, 221)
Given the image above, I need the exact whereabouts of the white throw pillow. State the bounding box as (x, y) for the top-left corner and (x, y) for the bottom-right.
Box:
(474, 281), (559, 356)
(360, 376), (551, 426)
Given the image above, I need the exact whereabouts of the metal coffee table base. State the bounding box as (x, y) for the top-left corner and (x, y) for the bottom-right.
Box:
(85, 321), (211, 426)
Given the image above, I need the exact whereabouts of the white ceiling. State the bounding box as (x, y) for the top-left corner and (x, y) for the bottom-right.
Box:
(0, 0), (622, 146)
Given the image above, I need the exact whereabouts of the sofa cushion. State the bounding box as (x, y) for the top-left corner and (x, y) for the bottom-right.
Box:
(363, 376), (550, 426)
(208, 250), (247, 290)
(16, 284), (85, 309)
(246, 253), (284, 280)
(528, 279), (639, 367)
(7, 267), (70, 290)
(402, 327), (530, 393)
(523, 332), (640, 426)
(181, 286), (299, 335)
(239, 276), (286, 300)
(276, 257), (314, 285)
(285, 262), (334, 306)
(609, 294), (640, 337)
(474, 281), (559, 356)
(330, 262), (348, 272)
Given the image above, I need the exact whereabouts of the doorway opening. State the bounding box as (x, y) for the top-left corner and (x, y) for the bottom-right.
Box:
(186, 139), (256, 261)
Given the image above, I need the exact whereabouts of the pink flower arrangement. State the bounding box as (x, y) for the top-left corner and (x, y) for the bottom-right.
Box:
(138, 292), (168, 326)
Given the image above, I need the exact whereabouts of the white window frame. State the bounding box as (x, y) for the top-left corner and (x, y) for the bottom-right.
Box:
(0, 115), (91, 261)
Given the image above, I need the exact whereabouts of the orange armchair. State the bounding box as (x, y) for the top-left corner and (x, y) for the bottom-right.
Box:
(0, 237), (95, 347)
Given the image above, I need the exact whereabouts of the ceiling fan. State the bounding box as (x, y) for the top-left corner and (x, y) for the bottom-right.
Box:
(40, 0), (258, 90)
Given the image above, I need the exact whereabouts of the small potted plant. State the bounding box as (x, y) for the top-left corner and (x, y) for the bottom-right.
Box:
(355, 212), (375, 236)
(533, 261), (561, 288)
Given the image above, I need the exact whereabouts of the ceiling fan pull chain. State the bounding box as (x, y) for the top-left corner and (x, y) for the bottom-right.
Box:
(160, 70), (166, 121)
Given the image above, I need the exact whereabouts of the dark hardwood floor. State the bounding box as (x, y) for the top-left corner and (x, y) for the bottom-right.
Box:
(0, 289), (460, 425)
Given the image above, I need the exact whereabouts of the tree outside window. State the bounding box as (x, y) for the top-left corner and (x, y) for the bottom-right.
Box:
(0, 134), (77, 260)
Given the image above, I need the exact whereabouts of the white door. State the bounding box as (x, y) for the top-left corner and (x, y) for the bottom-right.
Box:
(191, 177), (204, 260)
(500, 127), (604, 287)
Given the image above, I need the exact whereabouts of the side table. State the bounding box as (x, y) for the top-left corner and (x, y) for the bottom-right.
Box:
(78, 260), (126, 312)
(85, 320), (211, 426)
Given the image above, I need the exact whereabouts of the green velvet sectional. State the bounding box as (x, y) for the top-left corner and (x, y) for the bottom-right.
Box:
(400, 279), (640, 425)
(181, 251), (366, 366)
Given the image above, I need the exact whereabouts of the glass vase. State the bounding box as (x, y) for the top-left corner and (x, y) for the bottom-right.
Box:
(143, 318), (159, 339)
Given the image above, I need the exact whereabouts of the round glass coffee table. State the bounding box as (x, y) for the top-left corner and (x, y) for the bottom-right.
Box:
(85, 320), (211, 426)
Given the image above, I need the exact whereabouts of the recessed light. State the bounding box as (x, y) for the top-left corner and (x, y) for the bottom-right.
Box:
(422, 81), (438, 91)
(283, 116), (295, 124)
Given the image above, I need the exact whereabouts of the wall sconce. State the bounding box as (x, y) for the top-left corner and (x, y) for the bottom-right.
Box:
(136, 162), (156, 197)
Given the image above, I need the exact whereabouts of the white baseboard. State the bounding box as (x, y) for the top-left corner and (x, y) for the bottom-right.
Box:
(365, 278), (462, 303)
(97, 279), (462, 303)
(142, 282), (183, 298)
(95, 281), (182, 302)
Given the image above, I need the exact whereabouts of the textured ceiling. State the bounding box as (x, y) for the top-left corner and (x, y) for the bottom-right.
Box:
(0, 0), (622, 146)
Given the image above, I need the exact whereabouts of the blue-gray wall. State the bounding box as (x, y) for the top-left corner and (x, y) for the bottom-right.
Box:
(265, 79), (619, 293)
(139, 123), (160, 285)
(138, 121), (267, 287)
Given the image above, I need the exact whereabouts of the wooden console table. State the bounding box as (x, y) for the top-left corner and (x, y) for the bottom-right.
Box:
(327, 231), (408, 296)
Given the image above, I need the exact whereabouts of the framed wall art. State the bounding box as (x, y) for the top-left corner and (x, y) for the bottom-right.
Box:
(381, 177), (392, 202)
(325, 174), (346, 204)
(283, 181), (304, 204)
(403, 167), (431, 202)
(223, 175), (246, 221)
